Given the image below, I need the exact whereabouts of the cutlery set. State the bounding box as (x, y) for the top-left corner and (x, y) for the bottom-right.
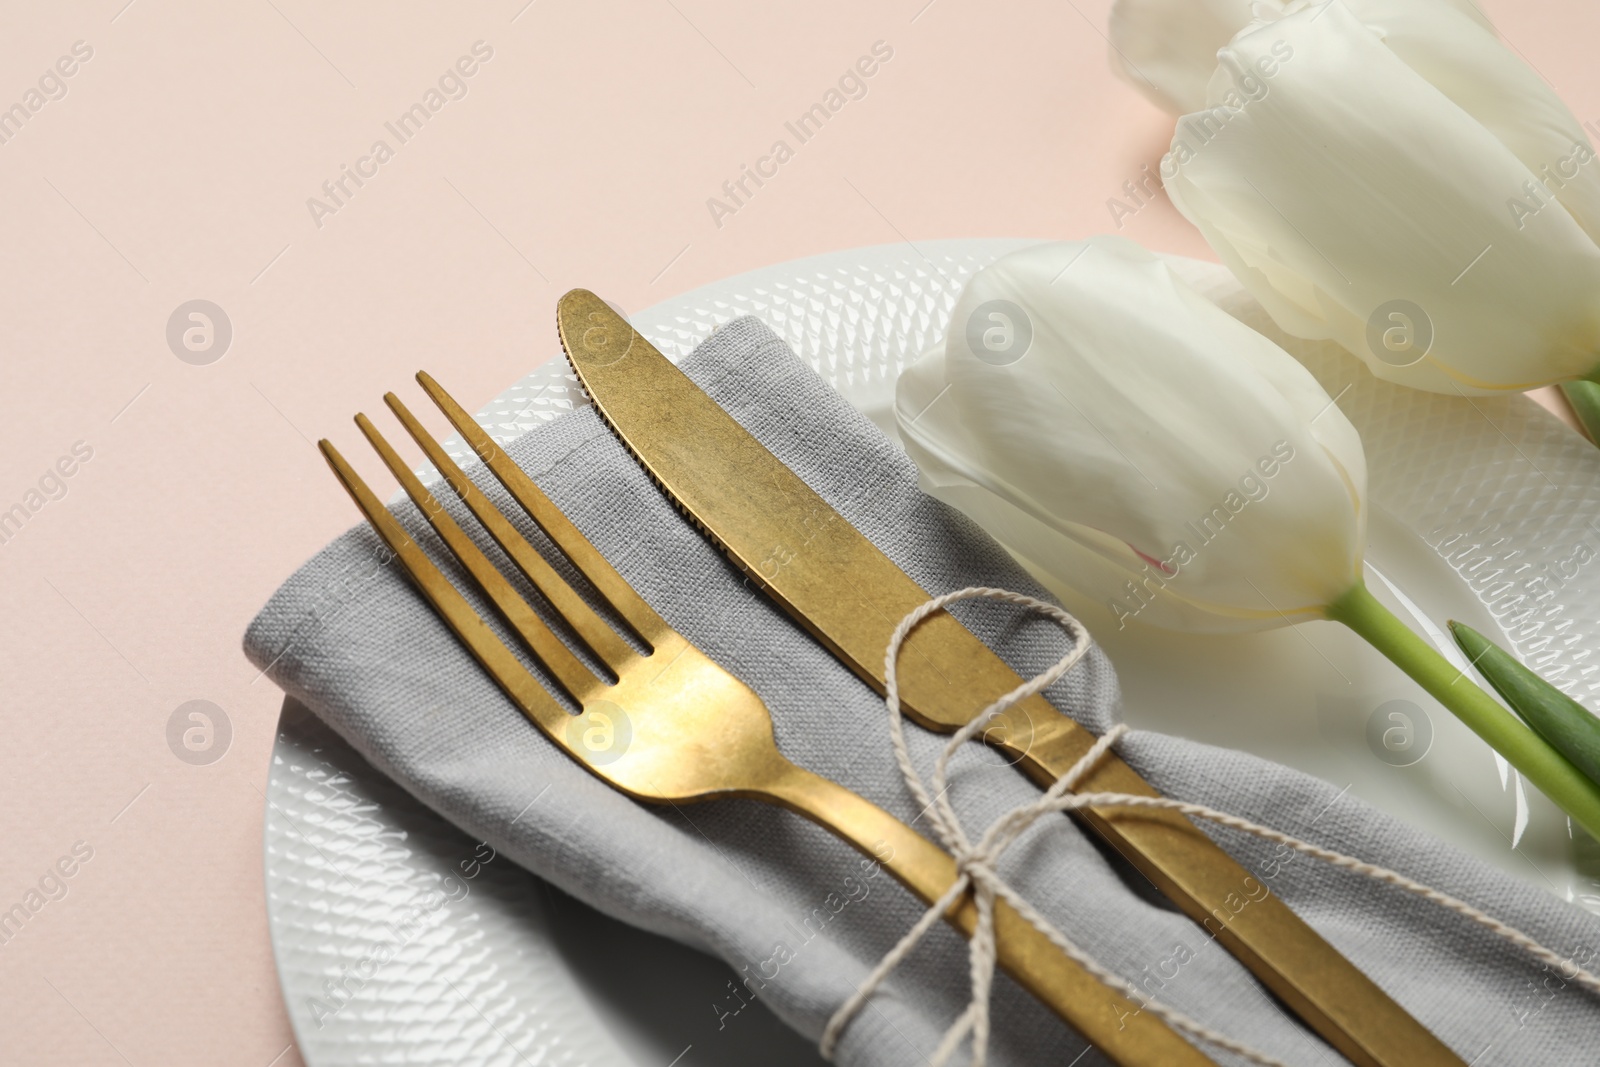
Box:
(316, 290), (1467, 1066)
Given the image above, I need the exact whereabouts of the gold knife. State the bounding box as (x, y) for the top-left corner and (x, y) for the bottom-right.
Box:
(556, 289), (1465, 1067)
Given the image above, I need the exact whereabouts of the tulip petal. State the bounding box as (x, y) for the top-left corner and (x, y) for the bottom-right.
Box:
(1107, 0), (1493, 117)
(1351, 0), (1600, 246)
(897, 238), (1364, 633)
(1165, 0), (1600, 393)
(1109, 0), (1255, 114)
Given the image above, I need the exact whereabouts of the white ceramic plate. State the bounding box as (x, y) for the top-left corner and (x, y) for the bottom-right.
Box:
(265, 239), (1600, 1066)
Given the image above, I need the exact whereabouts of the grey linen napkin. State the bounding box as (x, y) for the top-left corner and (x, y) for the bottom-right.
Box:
(245, 317), (1600, 1066)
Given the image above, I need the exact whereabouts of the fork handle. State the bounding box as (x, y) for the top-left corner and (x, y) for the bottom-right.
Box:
(760, 760), (1219, 1066)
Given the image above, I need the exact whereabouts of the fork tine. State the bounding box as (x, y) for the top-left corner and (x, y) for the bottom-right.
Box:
(352, 413), (605, 706)
(318, 439), (568, 735)
(415, 370), (668, 648)
(383, 391), (638, 677)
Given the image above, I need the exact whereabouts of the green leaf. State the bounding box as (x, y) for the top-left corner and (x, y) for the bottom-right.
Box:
(1451, 621), (1600, 786)
(1560, 380), (1600, 446)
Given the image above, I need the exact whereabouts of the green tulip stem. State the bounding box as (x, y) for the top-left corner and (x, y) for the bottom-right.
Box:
(1324, 581), (1600, 841)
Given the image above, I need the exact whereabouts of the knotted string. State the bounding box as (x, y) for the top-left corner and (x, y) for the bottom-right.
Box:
(819, 587), (1600, 1066)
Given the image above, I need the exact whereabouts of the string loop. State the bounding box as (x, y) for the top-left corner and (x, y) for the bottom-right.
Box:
(819, 587), (1600, 1066)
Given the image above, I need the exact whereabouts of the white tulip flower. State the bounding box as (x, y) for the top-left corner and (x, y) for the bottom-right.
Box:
(1108, 0), (1492, 117)
(1109, 0), (1256, 116)
(896, 237), (1367, 633)
(1161, 0), (1600, 394)
(896, 237), (1600, 838)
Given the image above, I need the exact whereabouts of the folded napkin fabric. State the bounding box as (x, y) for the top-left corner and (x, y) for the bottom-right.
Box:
(245, 317), (1600, 1066)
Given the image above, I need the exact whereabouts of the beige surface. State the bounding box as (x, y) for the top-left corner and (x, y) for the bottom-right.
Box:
(0, 2), (1594, 1064)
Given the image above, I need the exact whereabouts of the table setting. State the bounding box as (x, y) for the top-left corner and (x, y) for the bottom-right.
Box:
(244, 2), (1600, 1061)
(9, 0), (1600, 1065)
(256, 231), (1600, 1067)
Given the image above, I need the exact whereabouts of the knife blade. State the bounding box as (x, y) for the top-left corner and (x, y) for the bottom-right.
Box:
(556, 288), (1464, 1067)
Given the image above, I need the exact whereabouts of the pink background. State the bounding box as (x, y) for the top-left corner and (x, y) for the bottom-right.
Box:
(0, 1), (1593, 1063)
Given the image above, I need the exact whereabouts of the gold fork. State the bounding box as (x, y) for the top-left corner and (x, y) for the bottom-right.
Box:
(316, 372), (1222, 1066)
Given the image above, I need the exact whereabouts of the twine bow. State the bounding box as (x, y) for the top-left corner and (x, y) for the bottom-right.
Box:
(819, 587), (1600, 1066)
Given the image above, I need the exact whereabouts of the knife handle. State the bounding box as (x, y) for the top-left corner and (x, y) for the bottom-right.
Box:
(995, 698), (1466, 1067)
